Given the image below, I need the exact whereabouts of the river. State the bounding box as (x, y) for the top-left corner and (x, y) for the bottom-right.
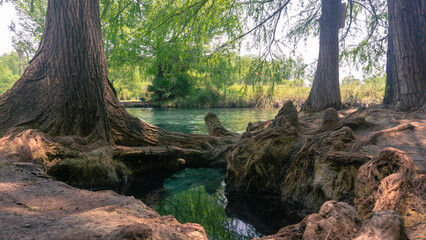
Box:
(122, 108), (279, 240)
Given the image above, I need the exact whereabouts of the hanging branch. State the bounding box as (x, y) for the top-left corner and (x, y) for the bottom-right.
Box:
(340, 0), (353, 41)
(101, 0), (112, 20)
(209, 0), (291, 58)
(145, 1), (204, 35)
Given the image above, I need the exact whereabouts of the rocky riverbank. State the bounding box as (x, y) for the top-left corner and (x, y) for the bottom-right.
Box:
(0, 113), (238, 239)
(225, 102), (425, 239)
(0, 104), (424, 239)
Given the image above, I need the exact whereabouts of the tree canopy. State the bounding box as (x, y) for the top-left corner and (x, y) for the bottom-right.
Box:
(2, 0), (422, 109)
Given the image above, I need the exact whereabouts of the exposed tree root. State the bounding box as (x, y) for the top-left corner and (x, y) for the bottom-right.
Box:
(204, 112), (240, 138)
(362, 123), (416, 145)
(0, 113), (239, 189)
(315, 107), (375, 133)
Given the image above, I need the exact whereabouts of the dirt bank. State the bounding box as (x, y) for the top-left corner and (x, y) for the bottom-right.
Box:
(0, 158), (207, 239)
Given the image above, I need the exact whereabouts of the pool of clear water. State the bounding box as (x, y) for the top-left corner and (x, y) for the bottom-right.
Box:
(123, 108), (279, 239)
(126, 108), (278, 135)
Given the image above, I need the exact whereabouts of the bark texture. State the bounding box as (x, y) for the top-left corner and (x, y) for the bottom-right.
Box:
(383, 2), (399, 105)
(304, 0), (342, 111)
(0, 0), (112, 141)
(0, 0), (235, 153)
(0, 0), (240, 190)
(384, 0), (426, 108)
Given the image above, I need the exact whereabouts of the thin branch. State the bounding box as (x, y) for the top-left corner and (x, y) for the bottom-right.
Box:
(341, 0), (353, 41)
(101, 0), (112, 20)
(366, 0), (379, 40)
(145, 2), (202, 34)
(112, 0), (134, 22)
(170, 0), (208, 42)
(209, 0), (291, 58)
(236, 0), (274, 5)
(268, 6), (282, 53)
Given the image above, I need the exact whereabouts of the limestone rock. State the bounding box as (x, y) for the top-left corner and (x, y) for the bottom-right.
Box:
(259, 202), (408, 240)
(258, 201), (362, 240)
(0, 158), (207, 240)
(353, 211), (407, 240)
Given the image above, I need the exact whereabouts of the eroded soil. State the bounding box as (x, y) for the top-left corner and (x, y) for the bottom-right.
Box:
(0, 158), (207, 239)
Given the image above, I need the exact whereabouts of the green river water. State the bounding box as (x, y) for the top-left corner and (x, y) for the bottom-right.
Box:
(123, 108), (279, 239)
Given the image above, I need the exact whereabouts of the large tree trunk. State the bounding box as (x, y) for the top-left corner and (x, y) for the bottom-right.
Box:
(0, 0), (234, 149)
(0, 0), (239, 189)
(304, 0), (342, 111)
(384, 0), (426, 108)
(0, 0), (117, 142)
(383, 5), (399, 105)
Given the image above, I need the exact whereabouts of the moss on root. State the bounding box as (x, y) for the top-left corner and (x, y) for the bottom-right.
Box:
(47, 150), (131, 189)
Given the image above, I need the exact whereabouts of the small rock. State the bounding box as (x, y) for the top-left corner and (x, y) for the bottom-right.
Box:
(353, 211), (407, 240)
(177, 158), (185, 165)
(308, 201), (362, 239)
(259, 201), (362, 240)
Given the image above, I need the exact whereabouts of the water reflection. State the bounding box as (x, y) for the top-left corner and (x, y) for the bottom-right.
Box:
(123, 168), (262, 239)
(155, 184), (261, 239)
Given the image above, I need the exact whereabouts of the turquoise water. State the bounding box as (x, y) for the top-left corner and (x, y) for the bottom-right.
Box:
(124, 108), (279, 239)
(126, 108), (278, 134)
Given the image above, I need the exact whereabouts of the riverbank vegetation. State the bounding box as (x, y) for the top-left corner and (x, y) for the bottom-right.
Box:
(0, 52), (27, 94)
(2, 0), (391, 109)
(0, 50), (385, 108)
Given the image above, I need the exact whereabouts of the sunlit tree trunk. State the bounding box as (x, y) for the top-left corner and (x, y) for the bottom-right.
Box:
(0, 0), (127, 143)
(0, 0), (233, 150)
(304, 0), (342, 111)
(384, 0), (426, 108)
